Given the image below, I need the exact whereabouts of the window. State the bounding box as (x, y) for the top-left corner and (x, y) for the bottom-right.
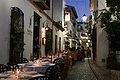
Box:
(10, 7), (24, 63)
(59, 37), (61, 51)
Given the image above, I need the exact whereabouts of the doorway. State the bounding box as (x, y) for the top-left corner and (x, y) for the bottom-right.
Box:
(55, 35), (58, 53)
(33, 12), (41, 59)
(45, 28), (53, 56)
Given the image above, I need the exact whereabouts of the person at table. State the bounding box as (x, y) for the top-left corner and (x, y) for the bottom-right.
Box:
(81, 46), (85, 61)
(86, 47), (91, 58)
(33, 36), (40, 59)
(76, 47), (81, 61)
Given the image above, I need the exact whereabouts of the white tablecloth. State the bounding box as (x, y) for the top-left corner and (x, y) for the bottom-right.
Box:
(25, 63), (55, 73)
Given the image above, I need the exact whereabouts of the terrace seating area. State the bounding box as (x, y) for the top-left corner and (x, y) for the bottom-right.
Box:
(0, 50), (77, 80)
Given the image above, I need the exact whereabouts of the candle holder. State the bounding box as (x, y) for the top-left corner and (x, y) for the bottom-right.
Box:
(15, 69), (20, 78)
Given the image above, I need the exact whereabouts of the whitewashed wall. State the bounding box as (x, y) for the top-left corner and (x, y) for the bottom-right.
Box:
(96, 0), (109, 66)
(53, 0), (64, 52)
(0, 0), (52, 64)
(96, 23), (109, 66)
(0, 0), (10, 64)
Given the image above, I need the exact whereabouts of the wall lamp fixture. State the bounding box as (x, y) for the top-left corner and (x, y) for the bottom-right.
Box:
(42, 20), (49, 45)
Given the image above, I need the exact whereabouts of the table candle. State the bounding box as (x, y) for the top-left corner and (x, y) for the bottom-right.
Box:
(16, 69), (19, 74)
(36, 60), (39, 63)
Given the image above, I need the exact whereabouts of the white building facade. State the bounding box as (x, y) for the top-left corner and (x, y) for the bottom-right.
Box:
(90, 0), (109, 66)
(0, 0), (64, 64)
(64, 5), (78, 50)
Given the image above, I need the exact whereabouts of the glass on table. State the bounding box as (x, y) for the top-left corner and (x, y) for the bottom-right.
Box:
(17, 63), (26, 72)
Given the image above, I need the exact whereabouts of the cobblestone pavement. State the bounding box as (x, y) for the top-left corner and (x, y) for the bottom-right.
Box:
(89, 59), (111, 80)
(65, 58), (111, 80)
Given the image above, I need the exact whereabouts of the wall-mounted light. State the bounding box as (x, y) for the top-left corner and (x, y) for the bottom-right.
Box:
(45, 26), (49, 31)
(29, 15), (34, 28)
(43, 20), (49, 27)
(42, 20), (49, 45)
(42, 38), (46, 45)
(42, 27), (46, 38)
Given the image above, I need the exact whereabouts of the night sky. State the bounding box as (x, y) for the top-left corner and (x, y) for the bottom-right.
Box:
(66, 0), (91, 22)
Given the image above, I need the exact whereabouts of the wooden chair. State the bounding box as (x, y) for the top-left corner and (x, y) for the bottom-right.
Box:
(0, 64), (8, 73)
(16, 58), (28, 64)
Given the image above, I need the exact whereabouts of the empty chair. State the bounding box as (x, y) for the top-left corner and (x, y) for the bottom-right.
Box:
(53, 58), (65, 80)
(45, 66), (53, 80)
(53, 58), (64, 64)
(53, 58), (65, 71)
(29, 76), (48, 80)
(52, 65), (62, 80)
(7, 63), (19, 71)
(16, 58), (28, 64)
(45, 65), (61, 80)
(28, 66), (55, 80)
(0, 64), (8, 73)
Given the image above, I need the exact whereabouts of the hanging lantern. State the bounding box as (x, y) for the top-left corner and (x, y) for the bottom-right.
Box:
(82, 14), (87, 22)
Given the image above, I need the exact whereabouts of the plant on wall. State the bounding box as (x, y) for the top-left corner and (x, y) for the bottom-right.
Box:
(99, 3), (120, 70)
(10, 7), (25, 64)
(100, 3), (120, 49)
(10, 25), (25, 55)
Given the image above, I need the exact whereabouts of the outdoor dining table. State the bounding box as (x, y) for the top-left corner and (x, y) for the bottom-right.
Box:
(0, 71), (44, 80)
(25, 62), (55, 73)
(0, 59), (55, 80)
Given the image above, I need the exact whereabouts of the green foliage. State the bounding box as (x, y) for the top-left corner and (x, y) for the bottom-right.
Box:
(10, 25), (25, 53)
(100, 3), (120, 70)
(64, 22), (67, 26)
(106, 0), (120, 7)
(100, 6), (120, 41)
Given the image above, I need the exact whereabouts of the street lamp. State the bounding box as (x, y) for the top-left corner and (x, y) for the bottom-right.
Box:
(82, 14), (87, 22)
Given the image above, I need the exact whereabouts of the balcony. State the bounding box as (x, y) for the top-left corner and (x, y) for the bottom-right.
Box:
(53, 21), (64, 31)
(34, 0), (50, 10)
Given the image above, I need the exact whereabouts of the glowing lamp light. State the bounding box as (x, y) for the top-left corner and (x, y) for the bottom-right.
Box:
(45, 27), (49, 31)
(82, 14), (87, 22)
(36, 60), (39, 63)
(88, 40), (90, 42)
(16, 69), (20, 75)
(43, 38), (46, 44)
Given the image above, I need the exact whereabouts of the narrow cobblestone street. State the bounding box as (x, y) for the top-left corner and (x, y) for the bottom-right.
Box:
(65, 58), (111, 80)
